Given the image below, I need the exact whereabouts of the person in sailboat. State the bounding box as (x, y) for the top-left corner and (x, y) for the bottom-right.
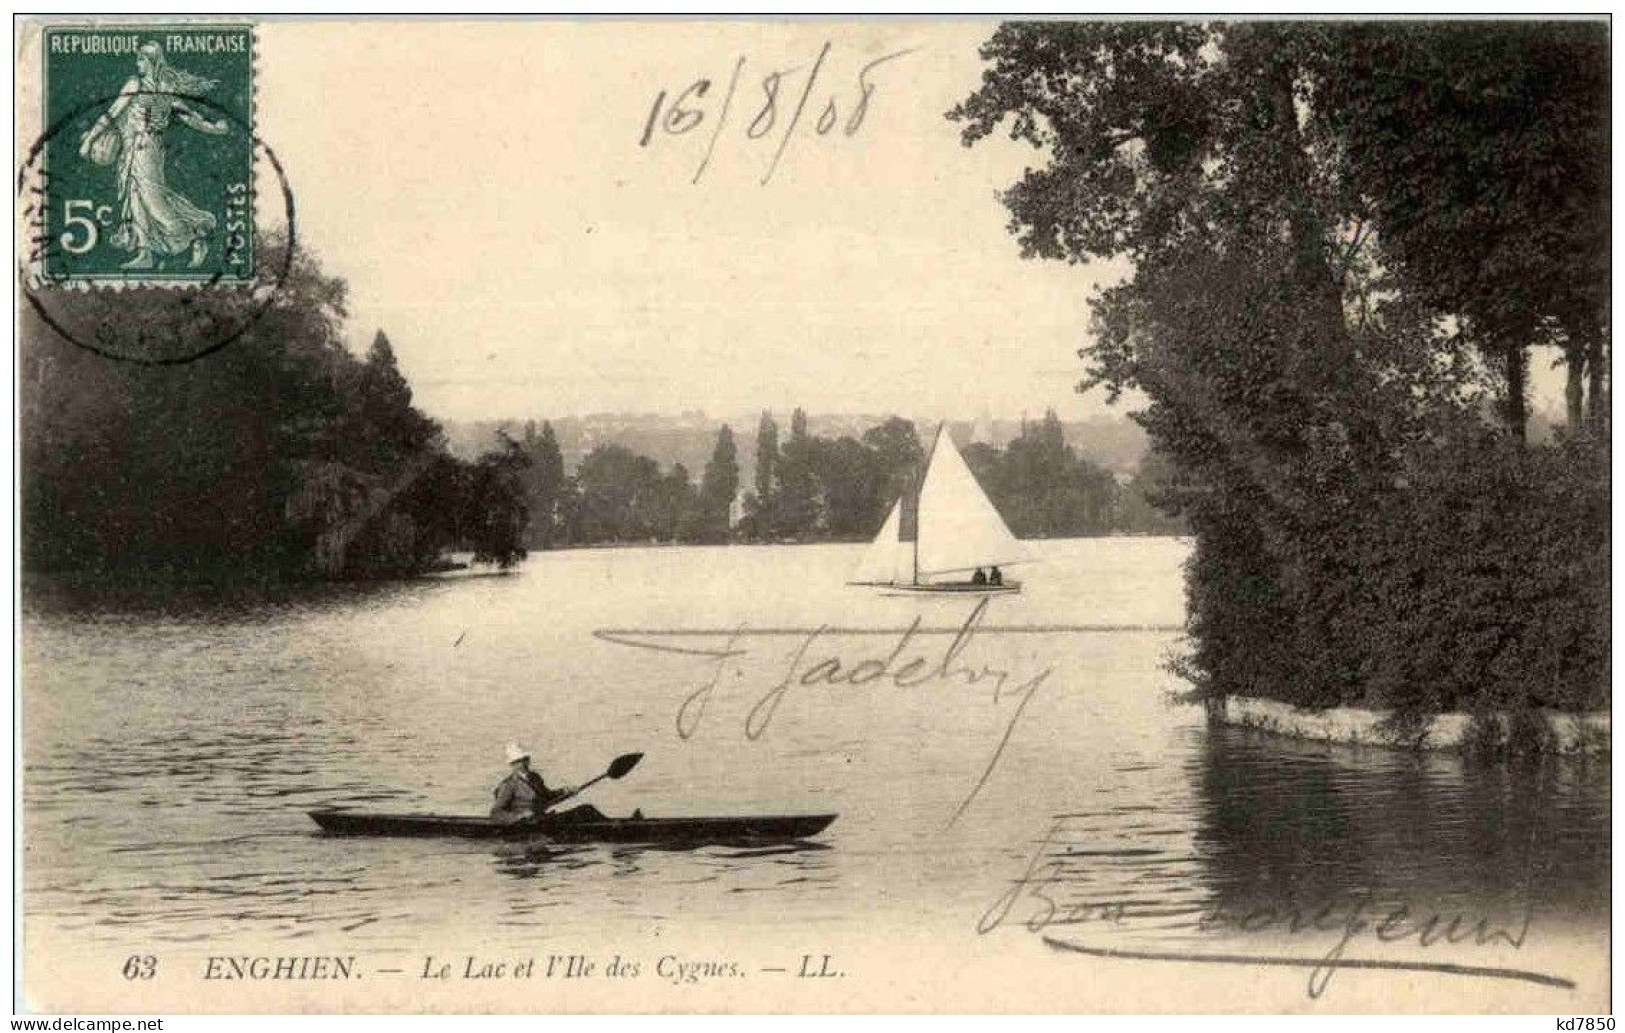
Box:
(989, 566), (1003, 586)
(971, 568), (987, 586)
(490, 743), (575, 822)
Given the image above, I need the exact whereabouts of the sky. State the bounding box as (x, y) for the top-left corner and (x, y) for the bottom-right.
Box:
(249, 19), (1567, 425)
(251, 20), (1129, 424)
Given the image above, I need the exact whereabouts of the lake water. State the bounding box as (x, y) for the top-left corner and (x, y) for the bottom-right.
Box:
(20, 538), (1611, 1010)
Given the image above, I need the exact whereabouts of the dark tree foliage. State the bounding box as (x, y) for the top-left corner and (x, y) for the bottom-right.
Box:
(861, 417), (927, 512)
(519, 420), (566, 549)
(354, 331), (439, 469)
(737, 411), (1155, 542)
(696, 425), (741, 543)
(749, 411), (780, 537)
(574, 444), (662, 544)
(963, 412), (1123, 538)
(462, 435), (531, 569)
(777, 407), (823, 535)
(809, 435), (888, 539)
(570, 443), (697, 545)
(750, 416), (922, 541)
(1005, 412), (1118, 537)
(654, 462), (699, 542)
(952, 21), (1609, 718)
(555, 474), (585, 547)
(21, 237), (528, 582)
(1313, 22), (1610, 438)
(438, 412), (1173, 551)
(1112, 449), (1189, 536)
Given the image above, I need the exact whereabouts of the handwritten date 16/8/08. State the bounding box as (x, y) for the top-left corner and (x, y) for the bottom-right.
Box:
(639, 42), (917, 185)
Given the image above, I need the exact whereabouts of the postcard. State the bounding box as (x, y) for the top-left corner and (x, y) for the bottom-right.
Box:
(14, 16), (1611, 1015)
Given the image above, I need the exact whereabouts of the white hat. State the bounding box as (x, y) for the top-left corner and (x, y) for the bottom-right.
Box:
(504, 743), (531, 764)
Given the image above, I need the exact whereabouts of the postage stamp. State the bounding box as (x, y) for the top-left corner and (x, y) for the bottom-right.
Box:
(38, 24), (254, 285)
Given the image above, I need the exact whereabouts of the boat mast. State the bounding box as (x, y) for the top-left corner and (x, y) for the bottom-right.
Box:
(911, 512), (919, 587)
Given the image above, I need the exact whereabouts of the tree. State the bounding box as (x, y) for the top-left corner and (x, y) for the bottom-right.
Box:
(1311, 23), (1610, 438)
(554, 475), (583, 547)
(950, 22), (1609, 717)
(752, 411), (780, 538)
(810, 436), (886, 538)
(354, 330), (440, 470)
(997, 412), (1119, 537)
(521, 420), (566, 548)
(22, 234), (348, 577)
(23, 236), (442, 580)
(1113, 448), (1188, 535)
(696, 425), (740, 543)
(961, 414), (1120, 538)
(461, 435), (530, 568)
(860, 417), (924, 510)
(649, 463), (698, 543)
(19, 230), (560, 582)
(950, 21), (1441, 545)
(777, 407), (822, 536)
(575, 443), (663, 543)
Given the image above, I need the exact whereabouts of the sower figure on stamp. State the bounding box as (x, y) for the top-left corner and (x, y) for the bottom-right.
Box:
(491, 743), (583, 823)
(77, 41), (228, 271)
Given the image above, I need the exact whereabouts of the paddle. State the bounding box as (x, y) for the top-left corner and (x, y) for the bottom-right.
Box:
(540, 751), (643, 813)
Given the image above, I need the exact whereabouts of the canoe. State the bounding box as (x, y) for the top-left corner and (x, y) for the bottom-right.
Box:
(308, 808), (836, 846)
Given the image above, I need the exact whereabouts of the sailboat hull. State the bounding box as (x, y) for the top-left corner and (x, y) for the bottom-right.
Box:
(872, 580), (1021, 595)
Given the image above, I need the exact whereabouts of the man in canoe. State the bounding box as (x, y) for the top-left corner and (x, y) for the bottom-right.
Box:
(491, 743), (575, 822)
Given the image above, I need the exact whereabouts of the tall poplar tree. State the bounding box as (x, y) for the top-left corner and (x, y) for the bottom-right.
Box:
(697, 424), (740, 542)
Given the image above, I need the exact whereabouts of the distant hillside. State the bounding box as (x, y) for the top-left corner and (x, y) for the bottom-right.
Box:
(441, 412), (1150, 483)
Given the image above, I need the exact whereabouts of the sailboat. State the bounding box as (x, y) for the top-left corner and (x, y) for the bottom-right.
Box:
(849, 424), (1030, 594)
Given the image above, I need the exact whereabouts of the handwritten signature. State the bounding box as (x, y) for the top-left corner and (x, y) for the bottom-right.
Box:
(638, 41), (918, 185)
(983, 818), (1571, 999)
(595, 598), (1051, 825)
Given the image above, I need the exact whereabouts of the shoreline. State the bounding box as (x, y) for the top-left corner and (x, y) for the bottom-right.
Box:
(22, 532), (1188, 588)
(1205, 695), (1610, 756)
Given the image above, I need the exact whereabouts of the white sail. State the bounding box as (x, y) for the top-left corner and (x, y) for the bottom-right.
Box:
(915, 427), (1028, 577)
(850, 499), (911, 584)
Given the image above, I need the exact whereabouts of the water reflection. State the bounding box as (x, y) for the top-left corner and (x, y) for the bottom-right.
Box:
(1021, 723), (1610, 951)
(1188, 726), (1610, 930)
(486, 839), (841, 930)
(491, 839), (831, 875)
(22, 567), (475, 623)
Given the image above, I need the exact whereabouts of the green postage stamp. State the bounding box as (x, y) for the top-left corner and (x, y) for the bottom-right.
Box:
(39, 24), (254, 284)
